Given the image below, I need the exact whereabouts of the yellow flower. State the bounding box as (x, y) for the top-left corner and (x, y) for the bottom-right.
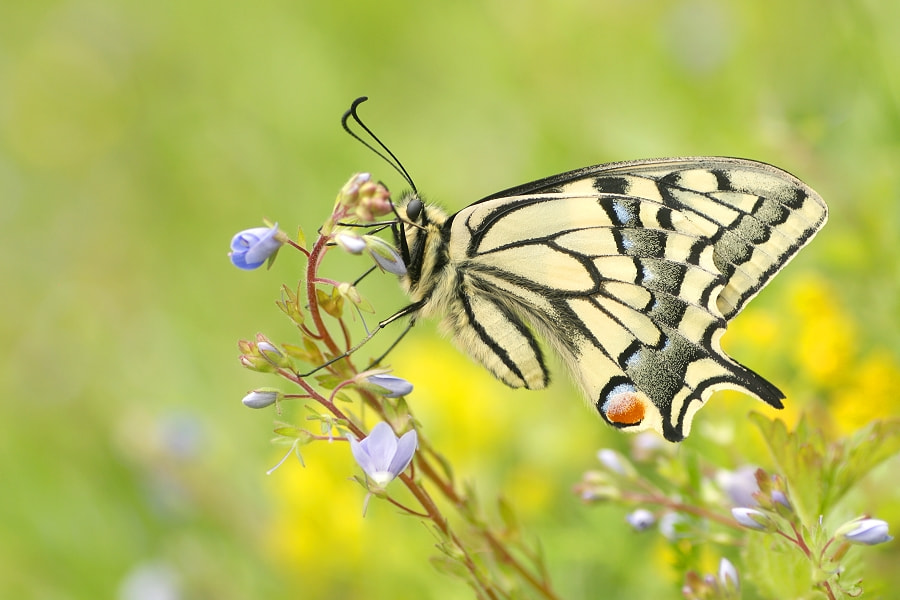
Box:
(831, 350), (900, 432)
(789, 277), (857, 386)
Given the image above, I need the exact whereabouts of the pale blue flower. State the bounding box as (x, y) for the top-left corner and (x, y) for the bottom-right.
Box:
(625, 509), (656, 532)
(350, 422), (417, 487)
(837, 517), (893, 546)
(229, 223), (283, 270)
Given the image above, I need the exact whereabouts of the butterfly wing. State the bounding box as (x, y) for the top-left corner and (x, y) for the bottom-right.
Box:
(441, 158), (826, 441)
(480, 157), (828, 320)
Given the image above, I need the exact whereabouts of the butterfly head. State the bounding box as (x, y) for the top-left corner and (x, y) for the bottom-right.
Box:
(392, 192), (450, 302)
(404, 195), (424, 223)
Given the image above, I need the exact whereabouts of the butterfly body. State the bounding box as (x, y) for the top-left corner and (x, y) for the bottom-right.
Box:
(393, 157), (826, 442)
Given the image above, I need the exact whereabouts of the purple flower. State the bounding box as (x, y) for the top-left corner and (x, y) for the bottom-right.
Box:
(229, 223), (283, 270)
(349, 422), (418, 487)
(837, 517), (893, 546)
(625, 509), (656, 532)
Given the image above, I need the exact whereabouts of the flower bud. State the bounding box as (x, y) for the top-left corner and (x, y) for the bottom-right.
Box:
(356, 371), (414, 398)
(241, 388), (282, 409)
(625, 509), (656, 532)
(718, 557), (739, 593)
(255, 334), (292, 369)
(239, 354), (276, 372)
(731, 507), (776, 532)
(336, 172), (372, 209)
(364, 235), (407, 276)
(596, 448), (637, 478)
(659, 512), (688, 540)
(836, 517), (893, 546)
(355, 180), (393, 222)
(771, 490), (791, 510)
(597, 449), (626, 474)
(335, 232), (367, 255)
(572, 471), (622, 502)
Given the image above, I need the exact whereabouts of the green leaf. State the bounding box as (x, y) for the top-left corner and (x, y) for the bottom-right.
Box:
(429, 552), (471, 580)
(744, 532), (825, 599)
(276, 283), (305, 325)
(830, 419), (900, 504)
(313, 286), (344, 319)
(314, 372), (343, 390)
(282, 336), (324, 366)
(296, 225), (307, 249)
(751, 414), (900, 519)
(334, 390), (355, 404)
(272, 424), (312, 445)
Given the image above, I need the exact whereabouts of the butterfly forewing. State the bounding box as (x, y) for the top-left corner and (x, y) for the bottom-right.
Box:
(400, 157), (826, 442)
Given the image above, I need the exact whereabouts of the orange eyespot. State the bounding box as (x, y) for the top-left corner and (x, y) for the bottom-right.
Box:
(603, 391), (645, 426)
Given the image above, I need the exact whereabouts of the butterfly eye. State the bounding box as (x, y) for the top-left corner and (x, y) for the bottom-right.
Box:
(406, 198), (423, 222)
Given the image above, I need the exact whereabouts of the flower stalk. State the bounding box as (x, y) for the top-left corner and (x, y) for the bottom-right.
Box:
(230, 174), (561, 599)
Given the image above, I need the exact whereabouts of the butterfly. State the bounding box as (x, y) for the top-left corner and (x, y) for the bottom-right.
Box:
(345, 101), (828, 442)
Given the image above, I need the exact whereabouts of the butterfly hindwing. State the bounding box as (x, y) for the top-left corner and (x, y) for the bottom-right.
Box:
(399, 157), (827, 442)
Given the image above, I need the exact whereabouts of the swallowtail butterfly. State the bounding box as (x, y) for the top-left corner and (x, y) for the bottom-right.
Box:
(348, 99), (828, 442)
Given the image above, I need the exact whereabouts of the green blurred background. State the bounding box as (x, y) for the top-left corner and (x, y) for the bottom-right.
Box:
(2, 0), (898, 598)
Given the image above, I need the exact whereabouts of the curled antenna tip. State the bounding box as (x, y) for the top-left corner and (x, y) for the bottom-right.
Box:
(340, 96), (417, 193)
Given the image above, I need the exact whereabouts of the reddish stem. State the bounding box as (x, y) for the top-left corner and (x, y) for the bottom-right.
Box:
(278, 229), (561, 599)
(305, 236), (342, 357)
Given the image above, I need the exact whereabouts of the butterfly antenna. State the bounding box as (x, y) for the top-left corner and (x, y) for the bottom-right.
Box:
(342, 96), (418, 194)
